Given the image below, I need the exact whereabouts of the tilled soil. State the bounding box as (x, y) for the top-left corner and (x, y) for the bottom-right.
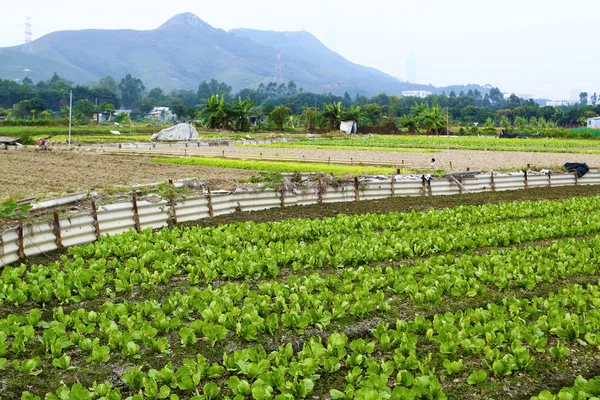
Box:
(0, 149), (255, 199)
(151, 145), (600, 170)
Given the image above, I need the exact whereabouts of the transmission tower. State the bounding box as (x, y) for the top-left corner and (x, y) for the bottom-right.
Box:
(24, 17), (33, 52)
(275, 50), (284, 83)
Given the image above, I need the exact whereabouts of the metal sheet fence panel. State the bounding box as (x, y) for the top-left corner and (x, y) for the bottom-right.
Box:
(1, 228), (20, 266)
(60, 215), (97, 248)
(211, 194), (235, 216)
(528, 175), (550, 188)
(580, 172), (600, 185)
(23, 221), (57, 257)
(492, 175), (526, 191)
(296, 190), (319, 206)
(97, 202), (136, 236)
(429, 180), (456, 196)
(394, 180), (424, 197)
(361, 181), (394, 200)
(464, 176), (492, 192)
(551, 174), (575, 187)
(174, 196), (211, 223)
(138, 201), (170, 231)
(322, 187), (354, 203)
(233, 191), (282, 212)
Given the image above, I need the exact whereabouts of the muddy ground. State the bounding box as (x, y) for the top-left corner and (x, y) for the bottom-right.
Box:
(0, 149), (254, 199)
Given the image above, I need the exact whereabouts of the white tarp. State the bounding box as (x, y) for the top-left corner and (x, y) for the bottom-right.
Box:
(151, 123), (199, 141)
(340, 120), (357, 134)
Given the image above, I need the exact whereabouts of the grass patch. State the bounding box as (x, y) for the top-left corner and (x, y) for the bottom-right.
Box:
(151, 157), (396, 176)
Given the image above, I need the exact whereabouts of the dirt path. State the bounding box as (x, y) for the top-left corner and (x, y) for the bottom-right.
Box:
(0, 149), (254, 199)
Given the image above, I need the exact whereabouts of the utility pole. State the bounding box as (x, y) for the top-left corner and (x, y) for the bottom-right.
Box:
(68, 91), (73, 149)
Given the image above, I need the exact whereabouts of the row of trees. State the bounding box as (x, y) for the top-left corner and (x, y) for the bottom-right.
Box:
(2, 72), (600, 129)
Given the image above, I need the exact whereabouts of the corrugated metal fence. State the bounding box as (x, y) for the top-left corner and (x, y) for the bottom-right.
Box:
(1, 171), (598, 267)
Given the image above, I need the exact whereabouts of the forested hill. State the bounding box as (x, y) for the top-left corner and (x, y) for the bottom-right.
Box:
(0, 13), (484, 96)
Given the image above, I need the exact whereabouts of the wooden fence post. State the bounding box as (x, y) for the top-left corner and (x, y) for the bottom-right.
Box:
(318, 178), (324, 204)
(427, 179), (433, 196)
(421, 175), (427, 196)
(279, 184), (285, 208)
(207, 187), (214, 217)
(17, 218), (25, 259)
(574, 172), (579, 185)
(167, 180), (177, 226)
(354, 177), (360, 202)
(548, 171), (552, 188)
(91, 199), (101, 238)
(53, 212), (63, 250)
(490, 171), (495, 192)
(132, 192), (141, 233)
(524, 170), (528, 189)
(391, 176), (395, 197)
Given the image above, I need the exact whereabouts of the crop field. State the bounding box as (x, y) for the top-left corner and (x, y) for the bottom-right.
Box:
(245, 136), (600, 154)
(152, 157), (397, 176)
(4, 194), (600, 399)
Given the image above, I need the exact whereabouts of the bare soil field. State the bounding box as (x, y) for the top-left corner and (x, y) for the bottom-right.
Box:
(0, 149), (254, 199)
(145, 146), (600, 170)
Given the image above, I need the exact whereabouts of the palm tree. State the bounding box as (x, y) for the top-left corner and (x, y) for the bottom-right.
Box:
(398, 115), (418, 133)
(342, 105), (362, 121)
(322, 102), (343, 130)
(231, 97), (257, 132)
(201, 94), (232, 129)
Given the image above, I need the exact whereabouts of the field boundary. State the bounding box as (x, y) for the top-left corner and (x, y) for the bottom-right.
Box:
(1, 170), (598, 267)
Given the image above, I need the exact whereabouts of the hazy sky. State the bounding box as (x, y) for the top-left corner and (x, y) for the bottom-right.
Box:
(1, 0), (597, 100)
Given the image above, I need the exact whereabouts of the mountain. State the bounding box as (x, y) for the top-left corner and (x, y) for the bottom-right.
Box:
(0, 13), (485, 96)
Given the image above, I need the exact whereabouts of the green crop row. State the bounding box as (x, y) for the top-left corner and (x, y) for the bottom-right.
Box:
(151, 157), (397, 176)
(242, 135), (600, 154)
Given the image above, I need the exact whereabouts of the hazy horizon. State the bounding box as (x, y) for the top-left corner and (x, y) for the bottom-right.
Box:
(1, 0), (597, 101)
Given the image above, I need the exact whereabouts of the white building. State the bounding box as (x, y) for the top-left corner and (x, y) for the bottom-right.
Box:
(401, 90), (432, 98)
(587, 117), (600, 129)
(148, 107), (174, 122)
(546, 101), (572, 107)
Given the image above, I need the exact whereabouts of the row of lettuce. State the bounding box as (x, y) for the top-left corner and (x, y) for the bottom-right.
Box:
(3, 196), (600, 398)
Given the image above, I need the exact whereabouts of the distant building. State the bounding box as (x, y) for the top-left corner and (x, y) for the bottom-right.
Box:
(91, 112), (111, 123)
(406, 53), (416, 84)
(402, 90), (432, 98)
(587, 117), (600, 129)
(546, 101), (571, 107)
(148, 107), (173, 122)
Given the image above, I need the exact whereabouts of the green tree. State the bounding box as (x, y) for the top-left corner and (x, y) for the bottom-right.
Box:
(197, 79), (232, 102)
(97, 76), (119, 94)
(72, 99), (97, 121)
(231, 97), (257, 132)
(269, 106), (290, 131)
(322, 102), (344, 130)
(499, 116), (511, 130)
(139, 97), (155, 117)
(398, 115), (418, 133)
(172, 101), (186, 121)
(13, 98), (46, 119)
(186, 106), (199, 120)
(300, 107), (321, 131)
(362, 104), (382, 125)
(119, 74), (145, 108)
(580, 92), (588, 106)
(101, 102), (115, 120)
(201, 94), (231, 129)
(148, 88), (166, 105)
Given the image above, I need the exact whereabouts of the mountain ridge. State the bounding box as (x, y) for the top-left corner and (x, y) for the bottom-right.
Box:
(0, 13), (489, 96)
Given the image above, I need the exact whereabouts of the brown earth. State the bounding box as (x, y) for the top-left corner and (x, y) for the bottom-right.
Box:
(0, 149), (255, 199)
